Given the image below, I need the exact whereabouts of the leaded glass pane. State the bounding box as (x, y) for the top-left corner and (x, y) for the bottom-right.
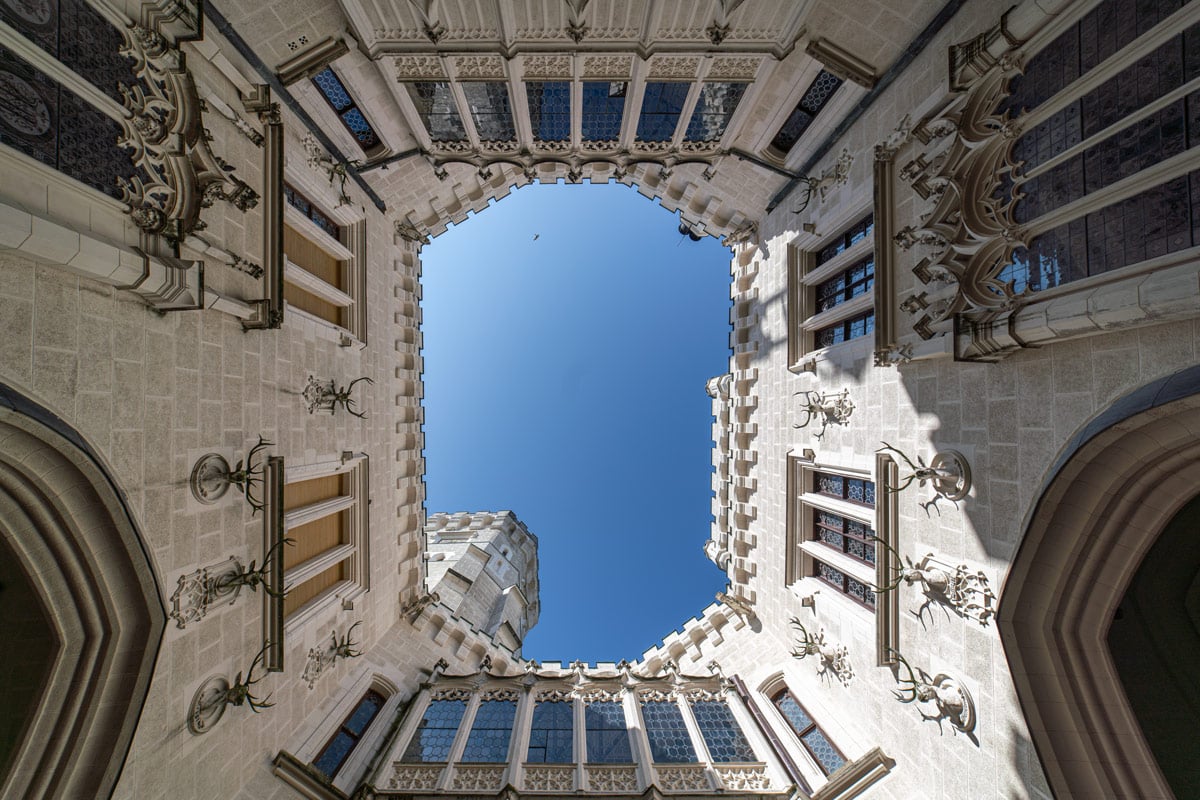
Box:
(845, 478), (866, 503)
(636, 82), (689, 142)
(684, 82), (747, 142)
(585, 701), (632, 763)
(340, 107), (379, 147)
(527, 700), (574, 763)
(407, 82), (468, 142)
(773, 693), (812, 734)
(847, 577), (876, 607)
(690, 701), (755, 763)
(284, 184), (340, 239)
(817, 527), (844, 549)
(641, 701), (697, 763)
(312, 67), (381, 151)
(815, 215), (873, 266)
(817, 511), (842, 530)
(401, 699), (467, 762)
(816, 562), (844, 587)
(461, 699), (518, 762)
(313, 730), (356, 776)
(345, 692), (386, 736)
(770, 70), (843, 153)
(462, 82), (515, 142)
(800, 728), (846, 775)
(527, 81), (571, 142)
(816, 473), (843, 497)
(582, 81), (625, 141)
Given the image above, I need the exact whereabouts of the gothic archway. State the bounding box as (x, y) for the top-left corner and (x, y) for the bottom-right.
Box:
(0, 383), (164, 799)
(999, 365), (1200, 799)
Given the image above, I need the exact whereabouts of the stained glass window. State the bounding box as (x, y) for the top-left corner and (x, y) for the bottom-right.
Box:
(527, 81), (571, 142)
(0, 45), (136, 199)
(813, 472), (875, 506)
(770, 70), (843, 154)
(585, 701), (632, 763)
(462, 82), (516, 142)
(772, 691), (845, 776)
(814, 310), (875, 348)
(814, 561), (875, 608)
(527, 700), (574, 763)
(461, 699), (518, 762)
(401, 699), (467, 762)
(815, 215), (874, 266)
(312, 67), (381, 151)
(815, 258), (874, 313)
(406, 82), (468, 142)
(284, 183), (341, 240)
(690, 701), (755, 763)
(814, 512), (875, 566)
(582, 82), (626, 142)
(641, 701), (697, 763)
(636, 82), (689, 142)
(684, 82), (748, 142)
(313, 690), (386, 777)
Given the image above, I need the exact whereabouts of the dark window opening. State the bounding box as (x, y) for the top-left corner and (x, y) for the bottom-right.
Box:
(406, 81), (468, 142)
(527, 81), (571, 142)
(636, 82), (690, 142)
(769, 70), (843, 155)
(313, 690), (386, 778)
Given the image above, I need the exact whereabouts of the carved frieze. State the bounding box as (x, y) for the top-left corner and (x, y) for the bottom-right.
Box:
(586, 765), (639, 792)
(715, 765), (769, 790)
(657, 765), (711, 792)
(431, 687), (473, 701)
(393, 55), (446, 80)
(524, 765), (575, 791)
(648, 56), (701, 79)
(451, 765), (506, 791)
(523, 54), (573, 79)
(451, 55), (507, 79)
(389, 765), (445, 791)
(705, 55), (763, 81)
(168, 557), (244, 628)
(582, 55), (632, 78)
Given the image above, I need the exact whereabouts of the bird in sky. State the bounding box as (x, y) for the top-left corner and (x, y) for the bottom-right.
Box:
(533, 234), (540, 240)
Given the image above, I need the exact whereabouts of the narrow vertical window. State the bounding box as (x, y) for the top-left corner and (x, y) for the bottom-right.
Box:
(585, 701), (632, 763)
(684, 82), (748, 143)
(636, 82), (690, 142)
(406, 82), (468, 142)
(527, 699), (574, 762)
(313, 690), (387, 777)
(769, 70), (843, 155)
(526, 81), (571, 143)
(461, 699), (518, 762)
(640, 700), (697, 763)
(689, 700), (756, 763)
(461, 82), (516, 142)
(312, 67), (382, 152)
(581, 82), (626, 142)
(401, 699), (468, 762)
(771, 691), (845, 776)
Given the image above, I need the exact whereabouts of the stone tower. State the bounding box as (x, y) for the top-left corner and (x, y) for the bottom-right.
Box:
(424, 511), (540, 653)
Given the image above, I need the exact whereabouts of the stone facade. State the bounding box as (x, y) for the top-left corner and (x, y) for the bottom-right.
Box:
(1, 0), (1198, 798)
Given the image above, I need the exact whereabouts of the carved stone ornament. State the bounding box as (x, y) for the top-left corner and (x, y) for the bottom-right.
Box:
(877, 442), (971, 515)
(525, 765), (575, 791)
(393, 55), (446, 80)
(792, 389), (855, 439)
(873, 343), (914, 367)
(715, 765), (770, 790)
(683, 687), (723, 703)
(875, 114), (912, 162)
(188, 435), (273, 514)
(117, 25), (257, 243)
(168, 557), (244, 628)
(303, 375), (373, 418)
(535, 688), (574, 702)
(587, 765), (639, 792)
(431, 687), (474, 701)
(792, 148), (853, 215)
(451, 765), (506, 791)
(638, 688), (675, 703)
(715, 590), (754, 620)
(481, 687), (520, 702)
(401, 590), (440, 618)
(390, 765), (445, 791)
(872, 542), (996, 625)
(301, 621), (363, 689)
(523, 55), (573, 79)
(187, 644), (275, 734)
(890, 651), (977, 734)
(723, 221), (758, 247)
(451, 55), (507, 79)
(582, 55), (632, 78)
(577, 687), (621, 703)
(658, 765), (711, 792)
(648, 56), (701, 79)
(790, 619), (853, 685)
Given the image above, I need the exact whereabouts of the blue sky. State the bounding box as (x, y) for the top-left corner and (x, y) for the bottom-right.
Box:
(421, 182), (732, 663)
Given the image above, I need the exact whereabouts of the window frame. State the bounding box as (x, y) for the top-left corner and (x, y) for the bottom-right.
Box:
(310, 65), (386, 158)
(769, 689), (846, 777)
(312, 689), (388, 778)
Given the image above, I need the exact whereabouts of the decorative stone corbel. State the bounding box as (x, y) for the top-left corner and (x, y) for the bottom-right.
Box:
(790, 619), (853, 685)
(396, 219), (431, 246)
(401, 590), (440, 619)
(715, 590), (755, 621)
(792, 389), (855, 440)
(873, 343), (913, 367)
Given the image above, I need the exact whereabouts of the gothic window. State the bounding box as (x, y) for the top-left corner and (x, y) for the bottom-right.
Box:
(461, 82), (516, 142)
(990, 0), (1200, 294)
(788, 213), (876, 367)
(684, 82), (748, 143)
(402, 699), (468, 762)
(406, 81), (468, 142)
(771, 691), (845, 776)
(640, 700), (698, 763)
(769, 69), (843, 156)
(282, 456), (370, 628)
(787, 459), (878, 611)
(282, 183), (356, 330)
(527, 699), (573, 763)
(526, 81), (571, 143)
(636, 82), (690, 142)
(461, 699), (518, 762)
(313, 690), (387, 777)
(581, 82), (626, 142)
(585, 701), (633, 763)
(689, 700), (756, 763)
(312, 67), (383, 155)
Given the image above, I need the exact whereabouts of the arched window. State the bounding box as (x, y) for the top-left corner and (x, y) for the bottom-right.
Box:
(312, 690), (387, 777)
(771, 690), (844, 776)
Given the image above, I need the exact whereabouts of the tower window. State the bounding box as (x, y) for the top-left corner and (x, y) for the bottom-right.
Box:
(641, 700), (697, 763)
(771, 691), (845, 775)
(461, 699), (518, 762)
(526, 81), (571, 143)
(462, 82), (516, 142)
(684, 82), (748, 143)
(406, 81), (468, 142)
(527, 699), (574, 763)
(689, 700), (756, 763)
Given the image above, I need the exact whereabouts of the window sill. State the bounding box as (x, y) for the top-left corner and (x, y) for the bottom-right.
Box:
(800, 493), (874, 525)
(798, 541), (875, 587)
(285, 257), (354, 307)
(802, 235), (874, 287)
(285, 204), (354, 260)
(283, 303), (363, 348)
(802, 291), (872, 331)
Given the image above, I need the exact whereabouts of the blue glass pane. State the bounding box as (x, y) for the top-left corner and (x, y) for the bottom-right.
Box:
(461, 700), (518, 762)
(690, 701), (755, 763)
(528, 701), (574, 763)
(407, 81), (468, 142)
(684, 82), (748, 142)
(848, 577), (876, 607)
(818, 527), (845, 549)
(527, 81), (571, 142)
(585, 702), (632, 763)
(313, 731), (356, 776)
(801, 728), (845, 775)
(641, 701), (697, 763)
(582, 81), (626, 141)
(773, 694), (813, 734)
(402, 699), (467, 762)
(313, 67), (353, 111)
(817, 562), (844, 587)
(636, 82), (689, 142)
(340, 108), (379, 147)
(462, 82), (515, 141)
(345, 692), (385, 736)
(816, 474), (843, 497)
(771, 70), (842, 152)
